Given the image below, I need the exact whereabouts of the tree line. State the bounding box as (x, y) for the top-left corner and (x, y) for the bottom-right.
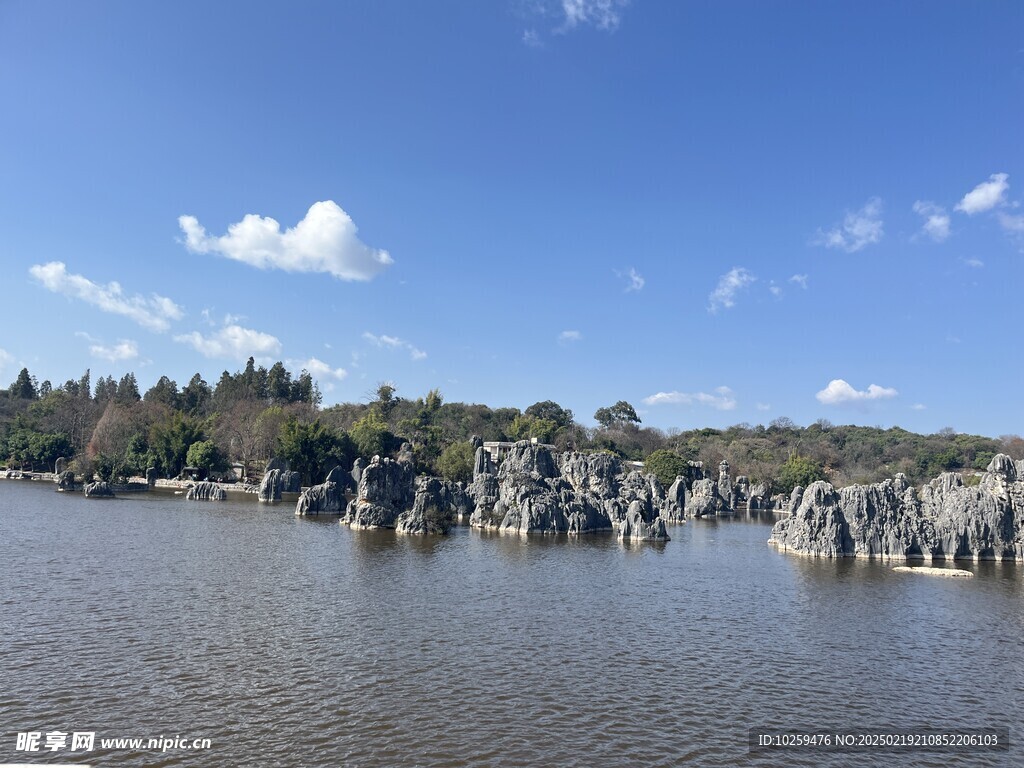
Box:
(2, 364), (1021, 494)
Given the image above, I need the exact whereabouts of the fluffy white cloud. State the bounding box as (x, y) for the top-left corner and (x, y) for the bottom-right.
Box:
(768, 282), (782, 297)
(296, 357), (347, 381)
(912, 200), (951, 242)
(643, 386), (737, 410)
(174, 324), (282, 361)
(789, 274), (809, 289)
(964, 257), (984, 268)
(955, 173), (1008, 215)
(814, 198), (884, 252)
(708, 267), (755, 313)
(90, 340), (139, 362)
(362, 332), (426, 361)
(558, 330), (582, 342)
(561, 0), (628, 30)
(815, 379), (898, 405)
(179, 201), (393, 282)
(29, 261), (183, 332)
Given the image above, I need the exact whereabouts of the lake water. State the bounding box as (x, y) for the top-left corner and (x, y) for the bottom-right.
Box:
(1, 480), (1020, 767)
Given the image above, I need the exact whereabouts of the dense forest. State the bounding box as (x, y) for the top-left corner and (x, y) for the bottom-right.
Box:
(2, 360), (1021, 495)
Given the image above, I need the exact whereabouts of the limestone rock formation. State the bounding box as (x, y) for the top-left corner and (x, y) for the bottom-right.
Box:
(258, 469), (284, 502)
(280, 470), (301, 493)
(396, 477), (472, 535)
(769, 455), (1024, 561)
(55, 457), (68, 475)
(186, 481), (226, 501)
(689, 479), (720, 518)
(84, 481), (115, 498)
(747, 482), (771, 510)
(469, 441), (669, 540)
(55, 470), (76, 492)
(663, 476), (687, 522)
(294, 481), (346, 516)
(345, 453), (417, 529)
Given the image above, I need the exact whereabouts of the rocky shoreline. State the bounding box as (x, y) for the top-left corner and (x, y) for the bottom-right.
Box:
(768, 455), (1024, 561)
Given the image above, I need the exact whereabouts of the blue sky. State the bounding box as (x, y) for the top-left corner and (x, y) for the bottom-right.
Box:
(1, 1), (1021, 437)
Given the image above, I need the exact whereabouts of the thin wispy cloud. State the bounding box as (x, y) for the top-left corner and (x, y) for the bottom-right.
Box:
(911, 403), (927, 411)
(560, 0), (629, 31)
(643, 386), (737, 411)
(29, 262), (183, 332)
(174, 324), (282, 361)
(756, 402), (771, 412)
(789, 274), (809, 289)
(522, 29), (542, 47)
(955, 173), (1008, 215)
(998, 212), (1024, 233)
(179, 201), (393, 281)
(89, 339), (139, 362)
(814, 198), (884, 253)
(558, 330), (582, 343)
(614, 267), (645, 292)
(362, 332), (426, 361)
(708, 267), (755, 313)
(912, 200), (951, 242)
(963, 257), (984, 268)
(815, 379), (898, 405)
(768, 282), (782, 297)
(0, 348), (12, 376)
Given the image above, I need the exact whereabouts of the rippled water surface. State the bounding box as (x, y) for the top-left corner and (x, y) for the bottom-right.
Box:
(1, 480), (1021, 767)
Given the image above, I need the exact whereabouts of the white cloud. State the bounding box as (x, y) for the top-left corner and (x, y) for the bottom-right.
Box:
(955, 173), (1008, 215)
(174, 324), (282, 361)
(561, 0), (629, 31)
(29, 261), (183, 332)
(558, 330), (582, 342)
(756, 402), (771, 411)
(912, 201), (951, 242)
(624, 268), (644, 292)
(522, 29), (542, 46)
(911, 403), (927, 411)
(789, 274), (808, 289)
(643, 386), (737, 411)
(815, 379), (898, 405)
(179, 201), (393, 281)
(295, 357), (347, 381)
(89, 340), (139, 362)
(814, 198), (884, 253)
(362, 332), (426, 361)
(708, 267), (756, 313)
(768, 282), (782, 297)
(964, 257), (984, 268)
(0, 348), (12, 376)
(997, 212), (1024, 232)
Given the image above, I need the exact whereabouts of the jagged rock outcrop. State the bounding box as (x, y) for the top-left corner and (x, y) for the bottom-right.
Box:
(260, 468), (299, 505)
(55, 457), (68, 475)
(734, 475), (750, 506)
(747, 482), (771, 510)
(145, 467), (158, 486)
(396, 477), (472, 534)
(618, 499), (671, 542)
(55, 470), (76, 492)
(84, 481), (115, 498)
(345, 454), (417, 529)
(664, 476), (687, 522)
(769, 455), (1024, 560)
(469, 441), (669, 540)
(350, 458), (365, 487)
(689, 479), (720, 517)
(186, 481), (226, 501)
(295, 481), (346, 516)
(717, 460), (734, 510)
(280, 470), (301, 493)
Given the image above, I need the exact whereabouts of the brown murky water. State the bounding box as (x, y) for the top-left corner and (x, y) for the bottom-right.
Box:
(1, 480), (1020, 767)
